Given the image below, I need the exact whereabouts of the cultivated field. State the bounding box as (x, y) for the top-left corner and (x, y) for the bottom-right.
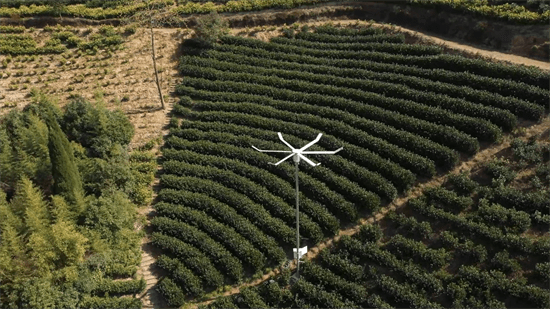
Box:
(1, 1), (549, 309)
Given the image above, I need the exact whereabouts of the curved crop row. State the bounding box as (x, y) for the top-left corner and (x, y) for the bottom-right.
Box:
(179, 81), (478, 156)
(160, 174), (297, 245)
(219, 35), (550, 89)
(336, 235), (443, 293)
(151, 216), (244, 281)
(291, 279), (352, 309)
(157, 188), (286, 263)
(178, 74), (501, 143)
(155, 202), (267, 271)
(271, 36), (443, 55)
(176, 109), (417, 190)
(172, 124), (398, 200)
(181, 96), (458, 169)
(209, 43), (549, 106)
(173, 99), (436, 177)
(201, 50), (539, 121)
(161, 149), (339, 236)
(384, 234), (451, 271)
(313, 25), (384, 36)
(161, 160), (324, 244)
(180, 57), (517, 132)
(163, 137), (362, 219)
(301, 261), (368, 304)
(155, 255), (204, 297)
(409, 198), (536, 256)
(168, 125), (394, 203)
(150, 232), (224, 288)
(294, 31), (406, 44)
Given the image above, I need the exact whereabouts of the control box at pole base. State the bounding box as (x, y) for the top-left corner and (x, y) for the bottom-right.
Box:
(293, 246), (308, 260)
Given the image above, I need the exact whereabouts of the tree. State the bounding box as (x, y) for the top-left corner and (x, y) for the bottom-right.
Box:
(10, 177), (51, 236)
(0, 190), (28, 288)
(46, 112), (85, 215)
(50, 0), (69, 18)
(194, 11), (229, 44)
(62, 97), (134, 158)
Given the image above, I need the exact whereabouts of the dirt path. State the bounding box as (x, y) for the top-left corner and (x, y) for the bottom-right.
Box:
(131, 29), (181, 309)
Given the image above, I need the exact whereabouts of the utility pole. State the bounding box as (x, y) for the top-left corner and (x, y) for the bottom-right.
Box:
(252, 133), (342, 276)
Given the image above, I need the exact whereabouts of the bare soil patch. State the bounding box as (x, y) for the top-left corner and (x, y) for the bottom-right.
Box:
(0, 27), (186, 149)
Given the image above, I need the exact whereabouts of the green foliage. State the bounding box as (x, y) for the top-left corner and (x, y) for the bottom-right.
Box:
(0, 93), (144, 308)
(0, 33), (66, 55)
(91, 278), (146, 296)
(157, 188), (286, 264)
(408, 0), (550, 24)
(386, 211), (432, 240)
(424, 186), (473, 213)
(46, 110), (85, 214)
(512, 137), (547, 164)
(447, 172), (478, 195)
(484, 159), (517, 185)
(152, 216), (244, 281)
(162, 147), (340, 235)
(291, 278), (348, 309)
(156, 255), (203, 297)
(155, 202), (267, 271)
(193, 11), (229, 44)
(79, 295), (142, 309)
(82, 191), (135, 241)
(301, 261), (367, 304)
(62, 96), (134, 158)
(477, 198), (531, 233)
(490, 250), (521, 274)
(162, 158), (324, 243)
(385, 234), (451, 270)
(160, 173), (297, 246)
(233, 286), (268, 309)
(535, 262), (550, 282)
(455, 240), (488, 264)
(156, 278), (185, 307)
(356, 223), (383, 243)
(151, 232), (224, 288)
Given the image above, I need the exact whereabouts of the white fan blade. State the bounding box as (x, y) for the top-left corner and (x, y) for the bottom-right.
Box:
(277, 132), (296, 151)
(268, 153), (295, 166)
(299, 133), (322, 151)
(252, 145), (292, 153)
(298, 154), (320, 167)
(302, 147), (343, 155)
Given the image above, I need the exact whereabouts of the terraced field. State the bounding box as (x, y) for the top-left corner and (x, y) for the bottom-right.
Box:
(203, 135), (550, 309)
(151, 24), (550, 306)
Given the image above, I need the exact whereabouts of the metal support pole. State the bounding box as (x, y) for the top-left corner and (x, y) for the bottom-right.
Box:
(294, 157), (300, 276)
(251, 132), (342, 280)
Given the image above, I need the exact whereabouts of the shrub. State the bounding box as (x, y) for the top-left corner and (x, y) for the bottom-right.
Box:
(193, 11), (229, 44)
(357, 224), (383, 243)
(447, 172), (478, 195)
(156, 278), (185, 307)
(490, 250), (521, 274)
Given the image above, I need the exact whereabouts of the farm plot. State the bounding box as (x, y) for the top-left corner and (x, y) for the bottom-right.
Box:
(154, 24), (550, 305)
(204, 137), (550, 309)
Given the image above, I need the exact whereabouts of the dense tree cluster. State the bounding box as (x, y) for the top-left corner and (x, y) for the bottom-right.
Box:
(0, 94), (153, 308)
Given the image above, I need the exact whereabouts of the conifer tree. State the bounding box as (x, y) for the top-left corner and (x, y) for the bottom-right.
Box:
(49, 195), (71, 223)
(0, 223), (28, 300)
(51, 220), (88, 267)
(46, 113), (85, 215)
(0, 190), (22, 233)
(10, 177), (50, 236)
(0, 191), (28, 285)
